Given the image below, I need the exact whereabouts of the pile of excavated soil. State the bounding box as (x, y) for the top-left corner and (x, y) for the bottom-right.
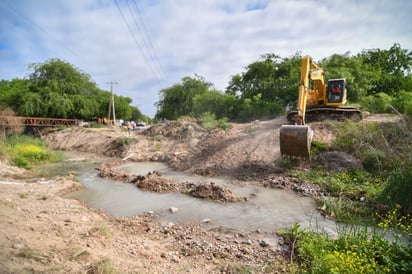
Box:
(97, 164), (246, 203)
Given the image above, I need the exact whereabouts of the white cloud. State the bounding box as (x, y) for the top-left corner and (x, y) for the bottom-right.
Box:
(0, 0), (411, 117)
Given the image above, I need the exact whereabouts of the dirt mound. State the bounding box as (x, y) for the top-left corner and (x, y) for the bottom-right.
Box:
(97, 165), (245, 203)
(185, 182), (245, 203)
(44, 127), (130, 157)
(145, 119), (205, 140)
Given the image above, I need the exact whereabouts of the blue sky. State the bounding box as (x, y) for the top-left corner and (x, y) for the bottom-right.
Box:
(1, 0), (411, 117)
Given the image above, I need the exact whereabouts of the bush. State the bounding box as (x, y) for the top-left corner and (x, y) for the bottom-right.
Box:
(287, 211), (412, 274)
(332, 120), (409, 173)
(2, 134), (59, 169)
(360, 92), (393, 113)
(198, 112), (228, 131)
(377, 165), (412, 215)
(12, 144), (50, 162)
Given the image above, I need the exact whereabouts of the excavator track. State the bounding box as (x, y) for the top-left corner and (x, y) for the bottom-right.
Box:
(287, 106), (362, 124)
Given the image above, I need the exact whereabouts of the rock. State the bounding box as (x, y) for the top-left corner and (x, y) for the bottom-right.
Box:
(12, 243), (25, 249)
(313, 151), (364, 171)
(169, 207), (178, 213)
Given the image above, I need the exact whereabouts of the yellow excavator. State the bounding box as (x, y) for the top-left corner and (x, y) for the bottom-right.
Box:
(280, 55), (362, 158)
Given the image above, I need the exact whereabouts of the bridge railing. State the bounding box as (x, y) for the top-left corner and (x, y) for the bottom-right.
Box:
(0, 116), (83, 127)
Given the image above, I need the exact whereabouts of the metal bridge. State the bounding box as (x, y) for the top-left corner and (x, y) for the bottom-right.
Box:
(0, 116), (83, 127)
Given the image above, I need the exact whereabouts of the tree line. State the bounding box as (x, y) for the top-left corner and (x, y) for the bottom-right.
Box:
(1, 43), (411, 122)
(0, 59), (145, 122)
(156, 43), (412, 121)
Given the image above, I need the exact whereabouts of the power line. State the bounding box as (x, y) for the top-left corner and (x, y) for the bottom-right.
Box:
(113, 0), (166, 87)
(128, 0), (167, 82)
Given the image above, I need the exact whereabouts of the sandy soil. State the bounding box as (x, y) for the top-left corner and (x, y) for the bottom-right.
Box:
(0, 114), (400, 273)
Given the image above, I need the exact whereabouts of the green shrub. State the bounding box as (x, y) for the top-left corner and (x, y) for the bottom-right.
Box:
(288, 210), (412, 274)
(12, 144), (50, 162)
(377, 165), (412, 215)
(116, 137), (134, 145)
(391, 91), (412, 115)
(310, 140), (329, 157)
(1, 134), (60, 169)
(332, 120), (409, 173)
(360, 92), (393, 113)
(13, 155), (30, 168)
(198, 112), (229, 131)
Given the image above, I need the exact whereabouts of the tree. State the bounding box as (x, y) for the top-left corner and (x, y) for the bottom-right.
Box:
(18, 93), (44, 117)
(360, 43), (412, 96)
(155, 75), (212, 120)
(320, 53), (374, 102)
(28, 59), (96, 96)
(225, 53), (302, 107)
(192, 90), (231, 119)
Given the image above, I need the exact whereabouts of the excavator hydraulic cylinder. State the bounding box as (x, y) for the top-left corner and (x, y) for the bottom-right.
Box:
(279, 125), (313, 158)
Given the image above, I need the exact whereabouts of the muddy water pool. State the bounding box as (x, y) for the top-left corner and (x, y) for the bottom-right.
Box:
(70, 162), (337, 234)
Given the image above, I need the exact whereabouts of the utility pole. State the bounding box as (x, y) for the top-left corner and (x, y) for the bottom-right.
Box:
(107, 81), (118, 126)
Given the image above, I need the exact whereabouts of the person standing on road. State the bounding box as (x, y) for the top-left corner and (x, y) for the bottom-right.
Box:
(127, 123), (132, 135)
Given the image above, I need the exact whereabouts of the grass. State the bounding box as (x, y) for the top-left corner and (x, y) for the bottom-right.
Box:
(86, 258), (118, 274)
(278, 209), (412, 273)
(116, 137), (135, 146)
(289, 116), (412, 221)
(17, 247), (50, 263)
(19, 193), (28, 199)
(1, 134), (63, 169)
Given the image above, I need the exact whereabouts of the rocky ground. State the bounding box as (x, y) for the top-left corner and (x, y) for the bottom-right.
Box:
(0, 114), (397, 273)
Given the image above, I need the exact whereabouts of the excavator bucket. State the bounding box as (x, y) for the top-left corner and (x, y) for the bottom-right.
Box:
(279, 125), (313, 158)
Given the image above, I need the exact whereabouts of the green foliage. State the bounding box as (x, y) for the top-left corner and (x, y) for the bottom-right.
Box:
(277, 223), (304, 263)
(361, 43), (412, 96)
(1, 134), (59, 169)
(193, 90), (231, 119)
(198, 112), (228, 131)
(116, 137), (135, 146)
(0, 58), (141, 120)
(278, 157), (299, 169)
(227, 53), (301, 105)
(310, 140), (329, 157)
(360, 92), (393, 113)
(155, 75), (212, 120)
(297, 169), (383, 220)
(378, 165), (412, 215)
(288, 209), (412, 274)
(391, 91), (412, 115)
(332, 120), (410, 173)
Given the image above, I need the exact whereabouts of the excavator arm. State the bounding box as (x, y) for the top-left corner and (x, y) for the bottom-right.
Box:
(280, 55), (320, 158)
(294, 56), (327, 125)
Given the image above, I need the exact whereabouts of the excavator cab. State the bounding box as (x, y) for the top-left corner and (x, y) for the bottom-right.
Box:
(327, 79), (346, 104)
